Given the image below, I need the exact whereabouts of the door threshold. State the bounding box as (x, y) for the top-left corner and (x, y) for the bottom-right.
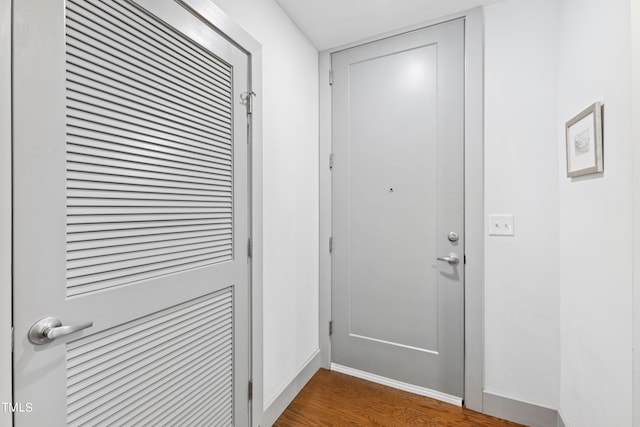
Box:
(330, 363), (462, 406)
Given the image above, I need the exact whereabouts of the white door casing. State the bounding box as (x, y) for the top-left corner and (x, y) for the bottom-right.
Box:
(13, 0), (251, 425)
(331, 19), (465, 399)
(0, 0), (11, 424)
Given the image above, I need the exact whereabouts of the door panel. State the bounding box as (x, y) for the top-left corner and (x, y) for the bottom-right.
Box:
(64, 0), (235, 297)
(331, 19), (464, 398)
(348, 45), (439, 353)
(66, 289), (234, 426)
(13, 0), (250, 425)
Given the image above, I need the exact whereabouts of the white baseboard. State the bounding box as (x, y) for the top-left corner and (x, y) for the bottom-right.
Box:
(483, 390), (559, 427)
(274, 359), (563, 427)
(557, 410), (567, 427)
(330, 363), (462, 406)
(262, 350), (322, 427)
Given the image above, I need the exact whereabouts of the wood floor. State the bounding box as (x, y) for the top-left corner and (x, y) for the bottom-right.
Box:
(274, 369), (524, 426)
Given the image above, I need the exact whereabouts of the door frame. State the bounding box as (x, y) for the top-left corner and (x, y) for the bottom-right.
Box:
(0, 0), (12, 425)
(318, 7), (485, 411)
(632, 2), (640, 426)
(0, 0), (266, 425)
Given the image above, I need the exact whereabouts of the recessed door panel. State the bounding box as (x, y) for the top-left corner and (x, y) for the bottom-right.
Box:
(348, 45), (439, 353)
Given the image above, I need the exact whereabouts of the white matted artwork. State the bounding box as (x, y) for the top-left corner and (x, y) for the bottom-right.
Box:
(565, 102), (603, 177)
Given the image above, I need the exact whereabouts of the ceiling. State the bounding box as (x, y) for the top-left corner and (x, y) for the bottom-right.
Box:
(274, 0), (502, 51)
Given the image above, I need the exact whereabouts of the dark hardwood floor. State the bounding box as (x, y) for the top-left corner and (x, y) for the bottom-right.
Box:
(274, 369), (524, 426)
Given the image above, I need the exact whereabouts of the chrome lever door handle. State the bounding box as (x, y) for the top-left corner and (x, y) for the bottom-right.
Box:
(28, 317), (93, 345)
(437, 253), (460, 265)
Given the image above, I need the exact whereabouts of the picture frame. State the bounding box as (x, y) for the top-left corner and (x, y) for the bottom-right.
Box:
(565, 102), (603, 177)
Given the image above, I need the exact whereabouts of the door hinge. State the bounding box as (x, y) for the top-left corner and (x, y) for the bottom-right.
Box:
(329, 321), (333, 336)
(329, 69), (333, 86)
(464, 255), (466, 265)
(329, 236), (333, 253)
(329, 153), (334, 170)
(248, 238), (253, 258)
(248, 380), (253, 400)
(241, 91), (256, 115)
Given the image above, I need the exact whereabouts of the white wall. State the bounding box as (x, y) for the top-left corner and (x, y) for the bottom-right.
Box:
(557, 0), (633, 425)
(483, 0), (560, 408)
(210, 0), (320, 410)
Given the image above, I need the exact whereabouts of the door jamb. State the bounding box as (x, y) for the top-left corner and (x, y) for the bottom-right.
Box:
(318, 7), (485, 412)
(631, 1), (640, 425)
(3, 1), (266, 425)
(1, 0), (12, 425)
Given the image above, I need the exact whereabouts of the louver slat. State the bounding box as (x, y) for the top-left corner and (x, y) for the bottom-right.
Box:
(67, 153), (232, 183)
(67, 132), (232, 167)
(67, 235), (232, 262)
(67, 217), (232, 233)
(67, 173), (232, 195)
(66, 290), (234, 427)
(65, 0), (235, 297)
(67, 238), (233, 270)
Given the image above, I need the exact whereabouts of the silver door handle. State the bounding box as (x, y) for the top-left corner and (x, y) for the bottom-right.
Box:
(437, 253), (459, 265)
(28, 317), (93, 345)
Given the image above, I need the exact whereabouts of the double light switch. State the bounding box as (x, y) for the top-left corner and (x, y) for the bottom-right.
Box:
(489, 214), (514, 236)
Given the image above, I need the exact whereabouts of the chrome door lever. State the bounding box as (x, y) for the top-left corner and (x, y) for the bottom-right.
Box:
(28, 317), (93, 345)
(437, 253), (460, 265)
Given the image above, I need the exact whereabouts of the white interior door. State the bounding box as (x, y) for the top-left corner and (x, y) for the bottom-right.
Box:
(331, 19), (465, 400)
(13, 0), (251, 425)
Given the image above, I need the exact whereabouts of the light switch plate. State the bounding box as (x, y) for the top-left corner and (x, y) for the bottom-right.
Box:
(489, 214), (515, 236)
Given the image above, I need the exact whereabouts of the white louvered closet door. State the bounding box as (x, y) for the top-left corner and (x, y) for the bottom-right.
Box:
(13, 1), (251, 426)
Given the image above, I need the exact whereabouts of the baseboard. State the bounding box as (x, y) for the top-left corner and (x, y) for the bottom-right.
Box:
(261, 356), (565, 427)
(557, 410), (566, 427)
(330, 363), (462, 406)
(483, 391), (558, 427)
(262, 349), (322, 427)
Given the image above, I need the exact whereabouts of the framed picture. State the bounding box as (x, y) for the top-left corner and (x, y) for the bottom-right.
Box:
(565, 102), (603, 177)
